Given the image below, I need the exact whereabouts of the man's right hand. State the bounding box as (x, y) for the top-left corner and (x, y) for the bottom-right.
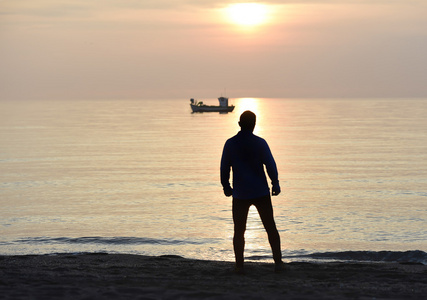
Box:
(224, 186), (233, 197)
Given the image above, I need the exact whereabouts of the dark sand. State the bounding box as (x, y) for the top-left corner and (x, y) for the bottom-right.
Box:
(0, 253), (426, 299)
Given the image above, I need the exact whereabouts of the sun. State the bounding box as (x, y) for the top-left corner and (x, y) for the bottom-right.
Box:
(226, 3), (269, 27)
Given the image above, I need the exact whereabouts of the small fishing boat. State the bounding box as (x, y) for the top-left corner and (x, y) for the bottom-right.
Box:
(190, 97), (235, 113)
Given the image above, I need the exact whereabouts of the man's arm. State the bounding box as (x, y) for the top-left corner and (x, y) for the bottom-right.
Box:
(263, 141), (281, 196)
(220, 141), (233, 197)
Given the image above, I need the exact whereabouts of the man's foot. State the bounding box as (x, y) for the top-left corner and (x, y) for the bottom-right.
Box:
(274, 261), (286, 273)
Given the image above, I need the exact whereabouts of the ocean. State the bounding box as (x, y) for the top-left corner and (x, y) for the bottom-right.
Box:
(1, 98), (426, 264)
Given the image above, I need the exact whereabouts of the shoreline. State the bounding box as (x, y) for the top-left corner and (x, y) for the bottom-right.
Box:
(1, 253), (426, 299)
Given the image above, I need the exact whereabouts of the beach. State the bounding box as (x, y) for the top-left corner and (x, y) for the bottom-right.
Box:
(1, 99), (426, 299)
(1, 253), (426, 299)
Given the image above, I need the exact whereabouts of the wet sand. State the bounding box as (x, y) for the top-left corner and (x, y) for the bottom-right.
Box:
(0, 253), (426, 299)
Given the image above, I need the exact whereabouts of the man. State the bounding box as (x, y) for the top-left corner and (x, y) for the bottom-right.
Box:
(220, 110), (284, 273)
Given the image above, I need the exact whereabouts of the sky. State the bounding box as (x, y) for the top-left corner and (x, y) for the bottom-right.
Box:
(1, 0), (426, 100)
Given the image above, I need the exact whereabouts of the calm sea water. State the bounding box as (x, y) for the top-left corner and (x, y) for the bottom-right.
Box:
(1, 98), (426, 264)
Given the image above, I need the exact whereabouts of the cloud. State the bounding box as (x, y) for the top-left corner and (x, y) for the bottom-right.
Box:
(2, 0), (424, 21)
(3, 0), (419, 17)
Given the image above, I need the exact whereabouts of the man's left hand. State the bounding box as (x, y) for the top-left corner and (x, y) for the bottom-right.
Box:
(272, 185), (281, 196)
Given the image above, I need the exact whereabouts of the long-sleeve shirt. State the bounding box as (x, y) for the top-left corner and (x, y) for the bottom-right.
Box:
(220, 130), (279, 199)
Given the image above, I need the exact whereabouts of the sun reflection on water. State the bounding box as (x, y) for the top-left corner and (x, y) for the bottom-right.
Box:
(235, 97), (260, 115)
(244, 206), (271, 258)
(234, 98), (265, 136)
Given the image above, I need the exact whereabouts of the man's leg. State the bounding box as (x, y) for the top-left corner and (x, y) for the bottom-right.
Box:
(232, 198), (251, 269)
(254, 195), (283, 265)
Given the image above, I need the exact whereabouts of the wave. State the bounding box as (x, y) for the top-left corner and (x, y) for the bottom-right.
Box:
(2, 237), (426, 265)
(297, 250), (427, 265)
(246, 250), (427, 265)
(7, 236), (221, 246)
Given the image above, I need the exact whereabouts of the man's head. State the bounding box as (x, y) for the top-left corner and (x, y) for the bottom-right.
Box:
(239, 110), (256, 132)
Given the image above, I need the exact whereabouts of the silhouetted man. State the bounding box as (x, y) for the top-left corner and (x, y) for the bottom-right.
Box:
(220, 110), (284, 273)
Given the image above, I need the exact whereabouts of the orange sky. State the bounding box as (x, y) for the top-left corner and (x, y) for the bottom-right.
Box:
(1, 1), (426, 100)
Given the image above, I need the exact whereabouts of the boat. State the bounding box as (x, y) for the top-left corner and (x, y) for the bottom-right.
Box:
(190, 97), (235, 113)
